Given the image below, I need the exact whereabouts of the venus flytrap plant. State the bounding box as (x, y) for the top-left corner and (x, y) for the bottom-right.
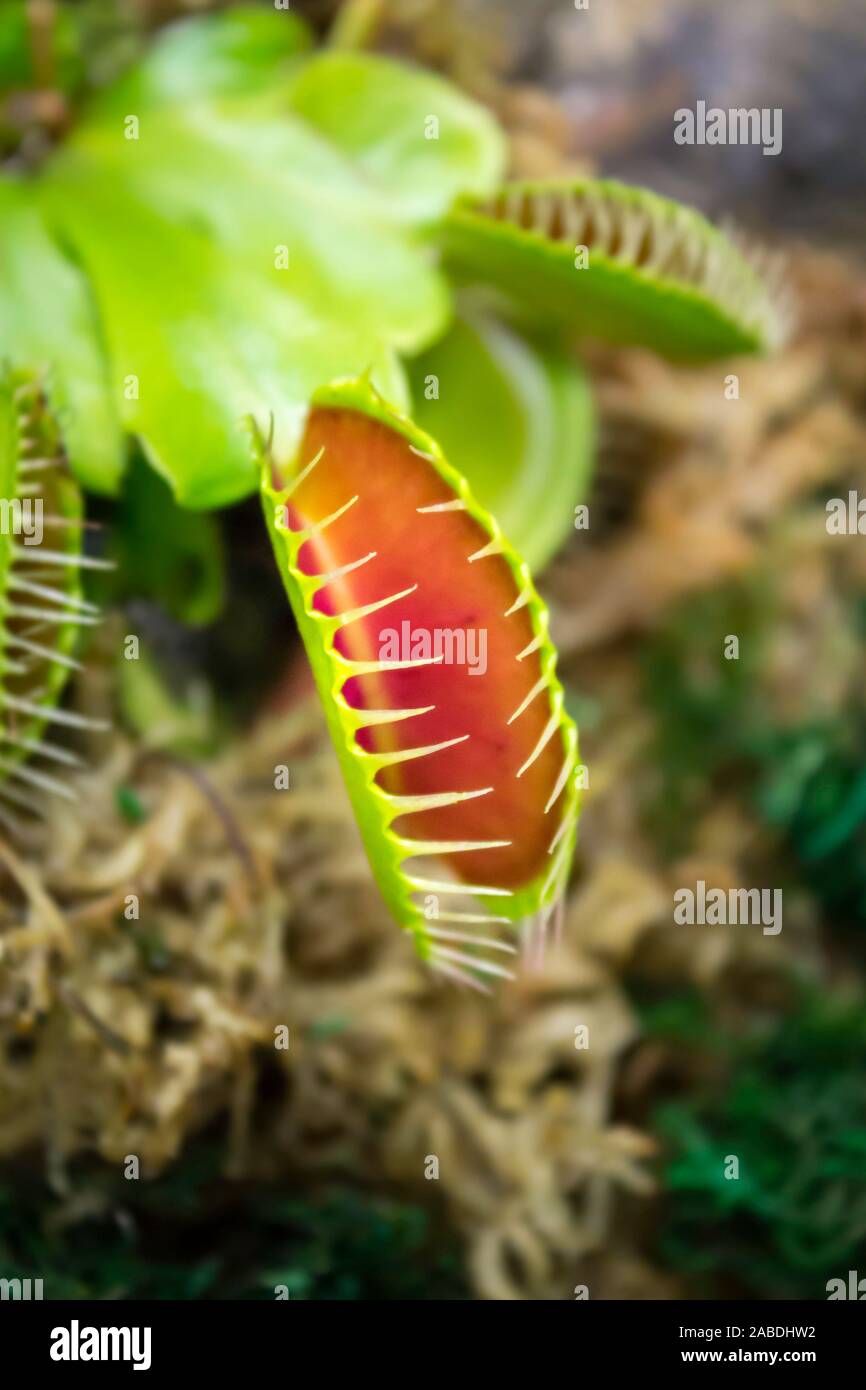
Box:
(0, 6), (788, 977)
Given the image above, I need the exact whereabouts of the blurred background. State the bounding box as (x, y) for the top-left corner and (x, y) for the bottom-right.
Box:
(1, 0), (866, 1300)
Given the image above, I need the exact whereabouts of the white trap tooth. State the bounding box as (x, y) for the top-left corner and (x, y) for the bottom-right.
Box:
(366, 732), (468, 769)
(0, 757), (76, 800)
(516, 632), (543, 662)
(407, 877), (513, 899)
(505, 587), (530, 617)
(417, 499), (465, 514)
(0, 779), (46, 816)
(284, 444), (324, 500)
(562, 195), (587, 246)
(39, 515), (103, 533)
(12, 546), (113, 570)
(303, 493), (359, 539)
(516, 708), (561, 778)
(587, 192), (612, 255)
(6, 605), (99, 628)
(335, 583), (417, 631)
(380, 785), (492, 816)
(429, 945), (515, 981)
(4, 734), (82, 767)
(547, 808), (572, 857)
(617, 204), (648, 263)
(542, 833), (573, 899)
(544, 749), (576, 814)
(429, 911), (512, 925)
(429, 957), (491, 994)
(398, 834), (511, 857)
(468, 537), (502, 563)
(343, 651), (444, 677)
(426, 928), (516, 954)
(8, 576), (99, 614)
(2, 695), (109, 732)
(507, 676), (547, 726)
(311, 550), (377, 590)
(342, 701), (434, 730)
(17, 458), (55, 474)
(5, 634), (82, 671)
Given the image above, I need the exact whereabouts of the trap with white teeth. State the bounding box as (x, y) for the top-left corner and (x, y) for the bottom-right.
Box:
(0, 369), (110, 827)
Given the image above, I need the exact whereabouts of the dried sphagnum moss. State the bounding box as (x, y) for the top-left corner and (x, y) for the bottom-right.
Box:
(0, 693), (648, 1301)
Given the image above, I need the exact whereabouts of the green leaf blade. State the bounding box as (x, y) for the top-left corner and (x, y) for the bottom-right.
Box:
(284, 51), (506, 224)
(89, 4), (312, 113)
(60, 96), (451, 354)
(38, 163), (411, 509)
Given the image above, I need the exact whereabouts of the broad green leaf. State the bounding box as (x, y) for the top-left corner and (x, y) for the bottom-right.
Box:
(407, 304), (594, 572)
(9, 7), (516, 506)
(57, 95), (450, 352)
(91, 4), (311, 111)
(442, 178), (789, 360)
(0, 179), (123, 493)
(38, 169), (409, 509)
(284, 50), (506, 224)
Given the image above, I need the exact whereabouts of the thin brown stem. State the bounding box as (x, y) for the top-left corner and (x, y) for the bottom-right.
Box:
(26, 0), (56, 91)
(328, 0), (385, 51)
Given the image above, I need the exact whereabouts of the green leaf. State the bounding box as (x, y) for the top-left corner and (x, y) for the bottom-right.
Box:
(2, 12), (507, 508)
(284, 50), (506, 223)
(56, 94), (450, 351)
(442, 178), (789, 360)
(38, 166), (410, 508)
(14, 6), (516, 506)
(0, 179), (123, 494)
(406, 302), (594, 571)
(91, 4), (312, 111)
